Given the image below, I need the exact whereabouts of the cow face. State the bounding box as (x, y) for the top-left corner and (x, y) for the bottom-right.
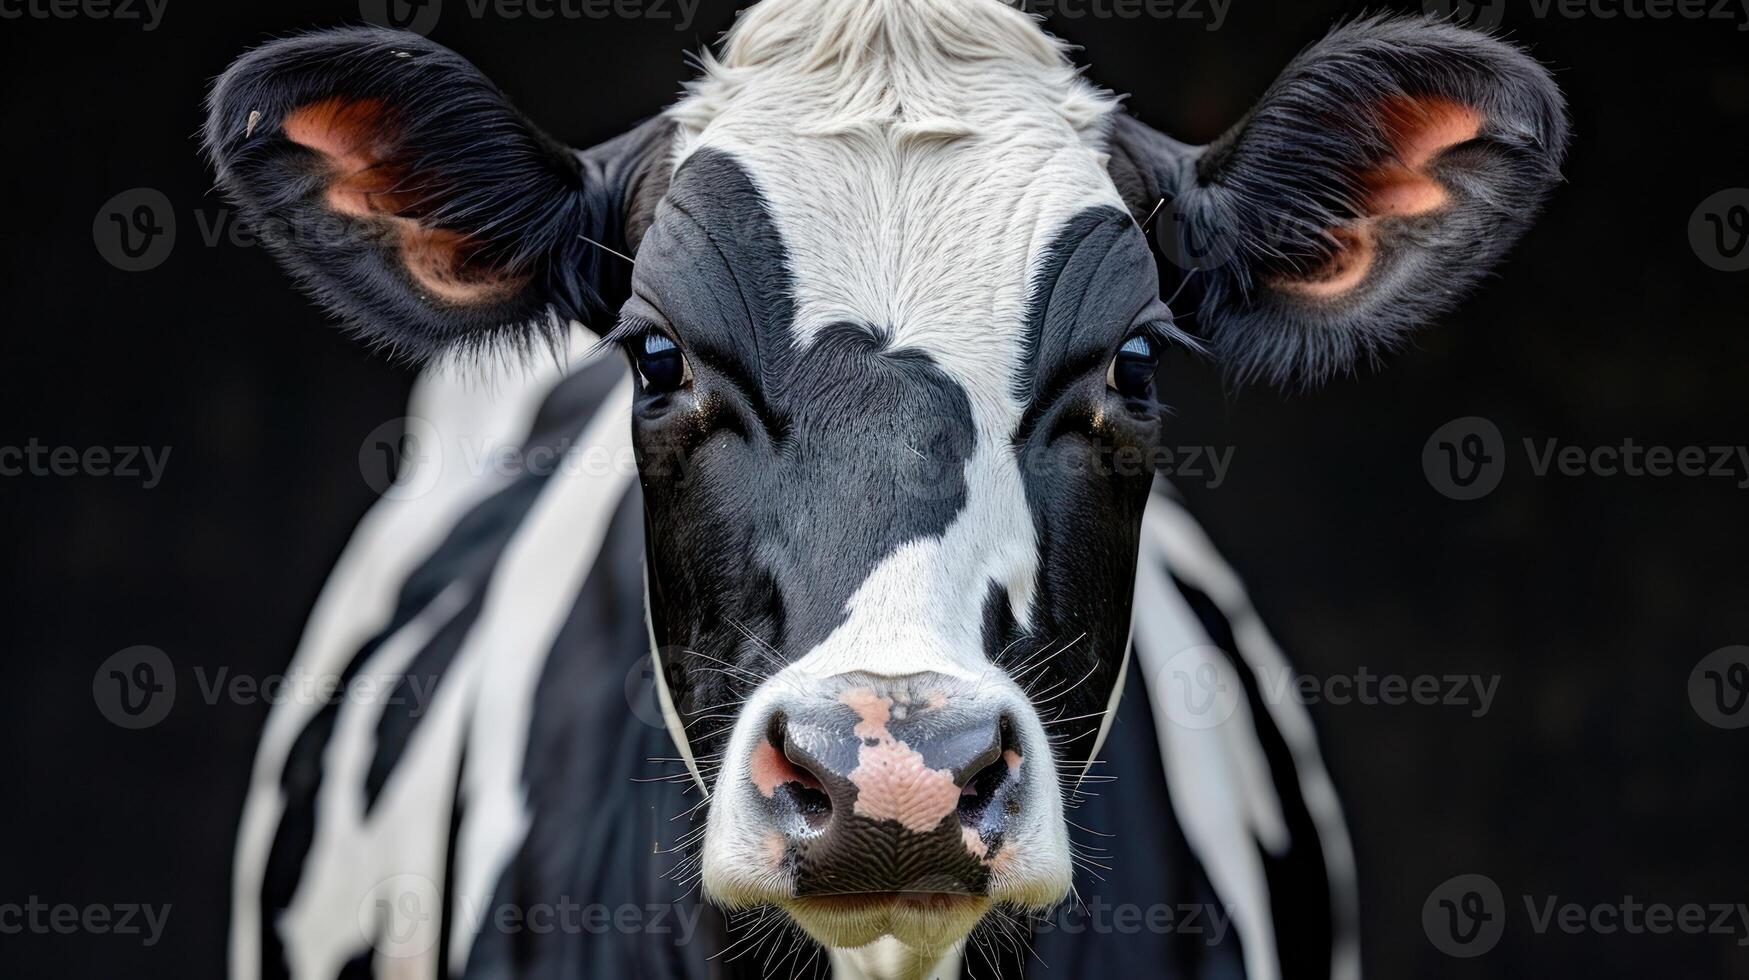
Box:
(205, 0), (1564, 963)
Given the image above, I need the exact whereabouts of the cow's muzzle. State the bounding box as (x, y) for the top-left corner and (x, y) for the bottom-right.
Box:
(751, 672), (1027, 896)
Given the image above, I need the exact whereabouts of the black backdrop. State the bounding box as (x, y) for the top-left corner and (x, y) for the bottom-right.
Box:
(3, 1), (1746, 977)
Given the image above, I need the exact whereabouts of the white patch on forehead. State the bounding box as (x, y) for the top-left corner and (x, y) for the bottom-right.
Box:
(668, 0), (1125, 670)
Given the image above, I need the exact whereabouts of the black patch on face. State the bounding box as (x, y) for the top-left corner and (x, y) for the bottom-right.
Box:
(631, 150), (976, 758)
(1007, 206), (1167, 765)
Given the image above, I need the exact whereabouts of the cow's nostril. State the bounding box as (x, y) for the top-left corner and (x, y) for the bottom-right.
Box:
(765, 713), (833, 831)
(957, 714), (1021, 826)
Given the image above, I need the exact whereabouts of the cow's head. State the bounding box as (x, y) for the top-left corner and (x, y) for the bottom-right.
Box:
(207, 1), (1564, 964)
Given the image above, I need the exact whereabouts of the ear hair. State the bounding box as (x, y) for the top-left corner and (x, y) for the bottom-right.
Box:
(204, 28), (672, 361)
(1110, 14), (1569, 387)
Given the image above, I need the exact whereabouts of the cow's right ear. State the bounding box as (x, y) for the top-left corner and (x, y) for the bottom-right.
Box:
(204, 27), (671, 359)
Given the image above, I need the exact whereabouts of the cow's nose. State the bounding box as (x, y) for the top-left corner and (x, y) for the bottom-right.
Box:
(749, 673), (1027, 896)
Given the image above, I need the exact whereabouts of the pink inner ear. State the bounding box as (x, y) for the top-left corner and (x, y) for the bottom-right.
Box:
(1364, 96), (1484, 217)
(1275, 95), (1484, 300)
(282, 97), (525, 305)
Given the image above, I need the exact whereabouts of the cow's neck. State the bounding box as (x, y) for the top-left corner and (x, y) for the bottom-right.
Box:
(830, 938), (961, 980)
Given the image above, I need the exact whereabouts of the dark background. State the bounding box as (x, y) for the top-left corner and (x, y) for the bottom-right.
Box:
(3, 0), (1746, 976)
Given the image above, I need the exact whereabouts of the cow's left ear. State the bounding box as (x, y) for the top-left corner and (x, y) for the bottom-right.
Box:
(1107, 15), (1568, 385)
(204, 27), (671, 360)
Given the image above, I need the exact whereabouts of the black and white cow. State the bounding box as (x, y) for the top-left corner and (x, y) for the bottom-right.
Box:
(205, 3), (1566, 977)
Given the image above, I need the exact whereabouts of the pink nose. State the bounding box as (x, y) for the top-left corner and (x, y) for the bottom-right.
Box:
(747, 672), (1026, 896)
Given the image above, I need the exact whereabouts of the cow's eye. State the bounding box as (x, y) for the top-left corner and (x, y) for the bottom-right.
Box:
(634, 330), (690, 392)
(1106, 332), (1159, 398)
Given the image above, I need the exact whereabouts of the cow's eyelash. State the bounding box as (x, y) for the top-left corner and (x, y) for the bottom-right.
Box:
(1131, 318), (1202, 358)
(594, 313), (668, 354)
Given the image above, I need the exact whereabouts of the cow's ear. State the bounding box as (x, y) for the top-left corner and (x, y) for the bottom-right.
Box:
(204, 28), (671, 360)
(1107, 15), (1568, 386)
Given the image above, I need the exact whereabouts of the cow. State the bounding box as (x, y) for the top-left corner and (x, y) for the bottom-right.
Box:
(203, 2), (1567, 978)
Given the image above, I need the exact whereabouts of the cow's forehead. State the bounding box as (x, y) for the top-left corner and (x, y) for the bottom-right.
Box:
(661, 0), (1126, 409)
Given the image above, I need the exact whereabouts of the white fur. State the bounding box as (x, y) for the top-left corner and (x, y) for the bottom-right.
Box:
(1141, 495), (1361, 980)
(676, 0), (1126, 959)
(230, 339), (587, 979)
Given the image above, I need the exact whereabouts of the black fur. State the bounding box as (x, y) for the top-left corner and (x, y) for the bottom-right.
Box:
(1108, 14), (1568, 386)
(203, 27), (669, 360)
